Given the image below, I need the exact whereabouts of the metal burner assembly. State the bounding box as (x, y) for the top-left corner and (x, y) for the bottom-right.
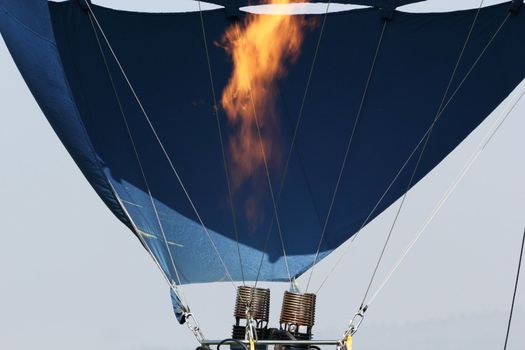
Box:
(226, 287), (319, 350)
(231, 286), (271, 349)
(277, 291), (317, 349)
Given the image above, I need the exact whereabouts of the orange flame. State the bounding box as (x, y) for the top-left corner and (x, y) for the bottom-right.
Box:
(219, 1), (309, 189)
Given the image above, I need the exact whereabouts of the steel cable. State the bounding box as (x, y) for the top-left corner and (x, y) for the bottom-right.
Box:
(357, 0), (485, 308)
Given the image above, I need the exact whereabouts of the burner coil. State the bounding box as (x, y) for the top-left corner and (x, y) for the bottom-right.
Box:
(279, 291), (316, 327)
(234, 286), (271, 322)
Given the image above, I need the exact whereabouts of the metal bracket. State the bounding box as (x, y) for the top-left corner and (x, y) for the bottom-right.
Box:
(511, 0), (524, 14)
(185, 312), (205, 344)
(76, 0), (92, 12)
(344, 304), (368, 337)
(243, 307), (258, 350)
(202, 339), (341, 346)
(225, 0), (241, 20)
(379, 6), (395, 21)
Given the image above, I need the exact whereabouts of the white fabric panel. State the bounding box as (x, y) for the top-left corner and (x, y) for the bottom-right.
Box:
(49, 1), (514, 15)
(399, 0), (511, 13)
(49, 0), (222, 13)
(242, 3), (369, 14)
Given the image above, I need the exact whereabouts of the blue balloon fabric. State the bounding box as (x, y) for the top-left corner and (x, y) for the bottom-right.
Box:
(1, 1), (525, 291)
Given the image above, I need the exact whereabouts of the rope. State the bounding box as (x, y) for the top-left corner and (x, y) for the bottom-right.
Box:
(198, 1), (306, 286)
(108, 181), (189, 309)
(433, 11), (511, 123)
(84, 2), (238, 291)
(315, 127), (431, 293)
(245, 45), (293, 284)
(196, 0), (246, 286)
(366, 81), (525, 307)
(358, 0), (485, 308)
(253, 0), (334, 288)
(305, 19), (388, 292)
(503, 226), (525, 350)
(87, 13), (188, 306)
(316, 9), (511, 294)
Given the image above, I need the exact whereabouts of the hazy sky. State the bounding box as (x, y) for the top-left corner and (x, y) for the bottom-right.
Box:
(1, 1), (524, 350)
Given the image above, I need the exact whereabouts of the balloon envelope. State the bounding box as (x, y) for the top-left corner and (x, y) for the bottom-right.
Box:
(1, 0), (525, 287)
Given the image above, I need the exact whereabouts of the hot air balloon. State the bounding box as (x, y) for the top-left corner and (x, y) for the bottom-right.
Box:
(1, 0), (524, 349)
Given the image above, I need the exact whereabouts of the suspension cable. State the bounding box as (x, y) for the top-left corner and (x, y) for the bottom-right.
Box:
(315, 128), (431, 293)
(109, 180), (189, 309)
(358, 0), (485, 308)
(245, 46), (293, 284)
(87, 13), (188, 306)
(196, 0), (246, 286)
(305, 19), (388, 292)
(366, 81), (525, 308)
(316, 10), (511, 294)
(254, 1), (334, 288)
(503, 226), (525, 350)
(200, 1), (295, 286)
(112, 182), (207, 343)
(339, 78), (525, 338)
(84, 2), (238, 291)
